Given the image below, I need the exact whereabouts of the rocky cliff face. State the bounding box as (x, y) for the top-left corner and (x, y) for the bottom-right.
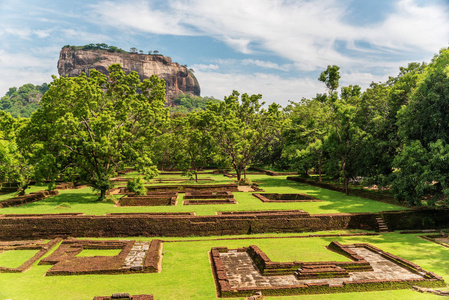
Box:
(58, 48), (200, 105)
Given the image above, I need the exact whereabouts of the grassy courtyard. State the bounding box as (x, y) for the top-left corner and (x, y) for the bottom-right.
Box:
(1, 173), (446, 299)
(0, 232), (448, 299)
(0, 173), (405, 216)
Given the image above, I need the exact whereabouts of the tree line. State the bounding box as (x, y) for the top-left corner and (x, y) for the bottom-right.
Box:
(2, 48), (449, 205)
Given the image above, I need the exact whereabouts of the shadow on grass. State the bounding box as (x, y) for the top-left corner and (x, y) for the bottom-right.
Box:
(253, 176), (405, 213)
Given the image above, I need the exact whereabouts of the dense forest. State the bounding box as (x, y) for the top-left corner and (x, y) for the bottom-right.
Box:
(2, 48), (449, 206)
(0, 83), (49, 118)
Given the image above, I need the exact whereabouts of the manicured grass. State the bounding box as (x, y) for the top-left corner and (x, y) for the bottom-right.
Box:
(0, 174), (406, 216)
(0, 231), (447, 299)
(76, 249), (122, 257)
(0, 185), (48, 202)
(0, 249), (40, 269)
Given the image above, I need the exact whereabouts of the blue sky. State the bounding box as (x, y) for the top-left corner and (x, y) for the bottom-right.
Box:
(1, 0), (449, 106)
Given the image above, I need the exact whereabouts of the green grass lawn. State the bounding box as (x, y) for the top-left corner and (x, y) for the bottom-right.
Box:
(0, 185), (48, 202)
(0, 249), (40, 269)
(0, 174), (405, 216)
(0, 231), (447, 299)
(76, 249), (122, 257)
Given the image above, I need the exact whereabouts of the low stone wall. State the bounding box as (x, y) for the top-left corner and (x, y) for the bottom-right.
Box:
(0, 210), (379, 240)
(184, 191), (234, 199)
(183, 199), (237, 205)
(0, 190), (59, 208)
(210, 242), (445, 298)
(94, 294), (153, 300)
(380, 208), (449, 230)
(118, 194), (177, 206)
(146, 184), (239, 193)
(1, 209), (447, 240)
(0, 238), (61, 273)
(247, 241), (372, 276)
(253, 193), (321, 203)
(40, 238), (162, 276)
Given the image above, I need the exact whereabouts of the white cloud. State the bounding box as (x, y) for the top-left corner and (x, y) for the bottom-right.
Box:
(61, 29), (111, 43)
(89, 0), (195, 36)
(241, 59), (291, 71)
(194, 70), (326, 106)
(92, 0), (449, 72)
(361, 0), (449, 53)
(190, 64), (219, 71)
(0, 50), (57, 97)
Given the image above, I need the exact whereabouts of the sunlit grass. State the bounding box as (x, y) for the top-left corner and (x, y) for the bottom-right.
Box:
(76, 249), (122, 257)
(0, 232), (447, 299)
(0, 250), (40, 269)
(0, 174), (406, 216)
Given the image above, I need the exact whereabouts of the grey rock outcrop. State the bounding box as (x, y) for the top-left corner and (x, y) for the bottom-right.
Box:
(57, 47), (200, 105)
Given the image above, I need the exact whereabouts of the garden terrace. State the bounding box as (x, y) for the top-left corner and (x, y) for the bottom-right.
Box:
(152, 178), (214, 182)
(0, 238), (61, 273)
(118, 192), (178, 206)
(183, 199), (237, 205)
(145, 183), (239, 193)
(184, 191), (234, 199)
(93, 294), (153, 300)
(39, 238), (162, 276)
(247, 241), (372, 276)
(0, 190), (59, 208)
(252, 193), (321, 203)
(210, 242), (445, 298)
(0, 210), (383, 239)
(1, 232), (449, 299)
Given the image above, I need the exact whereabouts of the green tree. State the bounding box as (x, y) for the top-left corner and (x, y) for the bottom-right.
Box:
(283, 98), (327, 180)
(176, 111), (215, 182)
(21, 64), (167, 199)
(0, 112), (32, 192)
(318, 66), (361, 195)
(206, 91), (282, 184)
(392, 48), (449, 205)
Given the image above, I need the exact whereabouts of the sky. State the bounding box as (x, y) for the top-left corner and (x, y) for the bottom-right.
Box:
(1, 0), (449, 106)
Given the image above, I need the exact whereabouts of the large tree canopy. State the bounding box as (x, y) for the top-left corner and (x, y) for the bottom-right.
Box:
(391, 49), (449, 205)
(21, 64), (167, 199)
(205, 91), (282, 183)
(0, 111), (31, 190)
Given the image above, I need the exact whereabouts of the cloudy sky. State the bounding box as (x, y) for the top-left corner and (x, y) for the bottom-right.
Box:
(1, 0), (449, 106)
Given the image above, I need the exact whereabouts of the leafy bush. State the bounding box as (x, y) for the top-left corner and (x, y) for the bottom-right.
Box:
(127, 177), (146, 195)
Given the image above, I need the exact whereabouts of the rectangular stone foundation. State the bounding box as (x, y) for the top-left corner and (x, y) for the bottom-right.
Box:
(210, 242), (445, 297)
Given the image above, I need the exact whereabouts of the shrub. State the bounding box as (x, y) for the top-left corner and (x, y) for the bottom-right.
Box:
(127, 177), (146, 195)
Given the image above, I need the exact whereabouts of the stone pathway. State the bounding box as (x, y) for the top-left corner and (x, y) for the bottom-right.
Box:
(121, 241), (150, 270)
(220, 246), (424, 289)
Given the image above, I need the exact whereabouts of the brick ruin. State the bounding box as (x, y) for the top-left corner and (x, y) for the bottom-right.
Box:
(210, 241), (445, 297)
(118, 192), (178, 206)
(0, 190), (59, 208)
(93, 294), (153, 300)
(183, 191), (237, 205)
(39, 238), (162, 276)
(252, 193), (322, 203)
(0, 238), (61, 272)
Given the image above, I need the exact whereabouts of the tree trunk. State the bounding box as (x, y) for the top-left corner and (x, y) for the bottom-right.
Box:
(342, 159), (349, 195)
(99, 189), (107, 201)
(318, 155), (322, 182)
(236, 169), (241, 184)
(195, 171), (198, 183)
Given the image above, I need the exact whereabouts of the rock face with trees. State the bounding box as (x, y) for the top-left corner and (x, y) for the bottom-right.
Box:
(58, 46), (200, 106)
